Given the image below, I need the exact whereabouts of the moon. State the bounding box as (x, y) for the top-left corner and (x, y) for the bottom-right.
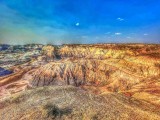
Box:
(75, 23), (80, 26)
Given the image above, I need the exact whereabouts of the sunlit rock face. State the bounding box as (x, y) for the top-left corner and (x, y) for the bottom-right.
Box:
(42, 45), (56, 61)
(59, 44), (160, 63)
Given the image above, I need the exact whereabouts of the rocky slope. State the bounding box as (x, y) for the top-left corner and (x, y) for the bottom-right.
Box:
(0, 86), (160, 120)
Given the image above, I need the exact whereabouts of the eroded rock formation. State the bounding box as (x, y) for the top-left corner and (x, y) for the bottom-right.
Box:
(0, 44), (160, 119)
(27, 44), (160, 105)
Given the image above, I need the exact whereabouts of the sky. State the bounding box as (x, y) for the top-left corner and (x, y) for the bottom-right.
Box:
(0, 0), (160, 45)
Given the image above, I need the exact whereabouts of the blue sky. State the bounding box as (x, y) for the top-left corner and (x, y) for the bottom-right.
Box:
(0, 0), (160, 44)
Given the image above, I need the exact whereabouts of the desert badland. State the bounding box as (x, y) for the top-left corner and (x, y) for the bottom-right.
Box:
(0, 44), (160, 120)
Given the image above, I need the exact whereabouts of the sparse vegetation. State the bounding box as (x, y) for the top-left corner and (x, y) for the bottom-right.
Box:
(43, 104), (72, 119)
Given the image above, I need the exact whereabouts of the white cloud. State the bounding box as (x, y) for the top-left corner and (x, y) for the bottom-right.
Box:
(117, 18), (124, 21)
(115, 33), (122, 35)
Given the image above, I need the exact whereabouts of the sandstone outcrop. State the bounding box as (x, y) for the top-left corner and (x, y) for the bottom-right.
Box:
(42, 45), (56, 61)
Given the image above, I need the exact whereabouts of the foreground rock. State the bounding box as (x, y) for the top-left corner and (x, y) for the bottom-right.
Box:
(0, 86), (159, 120)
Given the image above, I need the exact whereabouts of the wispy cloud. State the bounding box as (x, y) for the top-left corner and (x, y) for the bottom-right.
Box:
(115, 33), (122, 35)
(117, 17), (124, 21)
